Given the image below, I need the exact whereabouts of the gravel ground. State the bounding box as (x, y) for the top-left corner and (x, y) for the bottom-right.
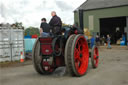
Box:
(0, 46), (128, 85)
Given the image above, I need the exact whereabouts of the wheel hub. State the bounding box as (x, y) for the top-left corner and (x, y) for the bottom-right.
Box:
(80, 53), (82, 58)
(96, 56), (99, 59)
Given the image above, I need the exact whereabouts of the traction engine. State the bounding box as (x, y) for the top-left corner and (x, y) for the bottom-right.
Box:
(32, 26), (99, 76)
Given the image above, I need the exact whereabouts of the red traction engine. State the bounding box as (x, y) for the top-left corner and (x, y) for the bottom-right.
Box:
(32, 26), (99, 77)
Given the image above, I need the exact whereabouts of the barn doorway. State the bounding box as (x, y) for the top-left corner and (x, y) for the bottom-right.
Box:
(100, 16), (127, 44)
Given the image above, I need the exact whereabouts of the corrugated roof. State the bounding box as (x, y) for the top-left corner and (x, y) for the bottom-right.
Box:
(75, 0), (128, 11)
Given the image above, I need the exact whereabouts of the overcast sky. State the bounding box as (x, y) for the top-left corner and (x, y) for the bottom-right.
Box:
(0, 0), (86, 28)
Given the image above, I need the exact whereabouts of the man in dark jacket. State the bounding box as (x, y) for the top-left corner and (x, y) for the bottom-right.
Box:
(49, 11), (62, 35)
(40, 18), (51, 37)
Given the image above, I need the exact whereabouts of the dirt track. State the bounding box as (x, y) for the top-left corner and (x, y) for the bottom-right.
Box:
(0, 46), (128, 85)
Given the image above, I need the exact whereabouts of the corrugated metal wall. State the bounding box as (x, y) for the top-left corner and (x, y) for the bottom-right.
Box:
(0, 26), (24, 62)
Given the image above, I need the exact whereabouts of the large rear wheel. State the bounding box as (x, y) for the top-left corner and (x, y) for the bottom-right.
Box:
(32, 38), (44, 74)
(65, 34), (89, 76)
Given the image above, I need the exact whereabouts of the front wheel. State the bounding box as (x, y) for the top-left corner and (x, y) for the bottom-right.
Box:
(91, 45), (99, 68)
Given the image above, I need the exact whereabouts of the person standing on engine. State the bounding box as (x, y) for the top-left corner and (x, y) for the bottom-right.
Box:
(49, 11), (62, 35)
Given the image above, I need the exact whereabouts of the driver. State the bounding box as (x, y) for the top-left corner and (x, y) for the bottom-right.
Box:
(49, 11), (62, 35)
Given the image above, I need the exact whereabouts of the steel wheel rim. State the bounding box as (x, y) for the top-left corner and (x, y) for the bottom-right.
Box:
(74, 36), (89, 75)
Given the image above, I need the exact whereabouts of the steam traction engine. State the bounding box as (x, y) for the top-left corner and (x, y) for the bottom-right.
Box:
(32, 26), (99, 77)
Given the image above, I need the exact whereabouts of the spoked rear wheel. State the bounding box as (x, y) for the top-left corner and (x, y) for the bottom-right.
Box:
(91, 45), (99, 68)
(65, 34), (89, 76)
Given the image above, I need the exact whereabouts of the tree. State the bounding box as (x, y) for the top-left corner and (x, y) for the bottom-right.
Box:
(11, 22), (24, 30)
(24, 27), (40, 36)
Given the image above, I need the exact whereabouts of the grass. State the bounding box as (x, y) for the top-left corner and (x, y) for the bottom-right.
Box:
(0, 60), (32, 68)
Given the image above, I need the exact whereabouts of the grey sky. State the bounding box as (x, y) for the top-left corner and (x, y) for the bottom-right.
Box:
(0, 0), (86, 28)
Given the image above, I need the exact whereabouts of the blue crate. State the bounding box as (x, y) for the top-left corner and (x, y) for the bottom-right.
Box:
(24, 39), (36, 52)
(24, 36), (31, 39)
